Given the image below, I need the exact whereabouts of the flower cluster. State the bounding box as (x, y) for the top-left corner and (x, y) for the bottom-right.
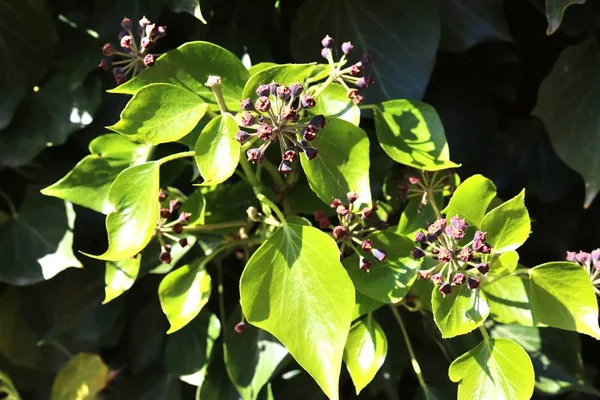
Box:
(566, 249), (600, 295)
(320, 35), (373, 104)
(237, 82), (325, 174)
(154, 190), (191, 264)
(395, 168), (455, 210)
(314, 191), (387, 271)
(99, 16), (167, 84)
(413, 216), (493, 295)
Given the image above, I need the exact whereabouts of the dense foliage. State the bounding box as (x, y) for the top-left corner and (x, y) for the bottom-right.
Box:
(1, 0), (600, 399)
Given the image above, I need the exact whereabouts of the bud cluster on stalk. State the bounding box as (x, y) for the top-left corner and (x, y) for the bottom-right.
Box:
(412, 216), (493, 296)
(237, 82), (325, 174)
(314, 191), (388, 272)
(396, 168), (455, 211)
(319, 35), (373, 105)
(154, 190), (192, 264)
(99, 16), (167, 84)
(566, 249), (600, 296)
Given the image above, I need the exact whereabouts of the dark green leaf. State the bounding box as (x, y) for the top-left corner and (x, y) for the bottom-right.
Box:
(0, 85), (25, 130)
(197, 344), (241, 399)
(352, 292), (384, 319)
(50, 353), (108, 400)
(194, 113), (240, 185)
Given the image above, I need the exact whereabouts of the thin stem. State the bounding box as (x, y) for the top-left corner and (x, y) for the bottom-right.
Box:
(427, 189), (441, 218)
(389, 305), (429, 399)
(217, 261), (226, 325)
(311, 76), (334, 99)
(158, 150), (195, 166)
(206, 108), (219, 118)
(210, 85), (229, 114)
(239, 152), (263, 194)
(478, 325), (491, 341)
(182, 220), (247, 232)
(0, 189), (17, 217)
(359, 104), (379, 111)
(257, 193), (287, 226)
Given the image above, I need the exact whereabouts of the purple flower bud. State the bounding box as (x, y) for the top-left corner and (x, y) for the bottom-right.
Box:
(566, 251), (577, 262)
(277, 85), (291, 100)
(426, 233), (437, 243)
(330, 198), (342, 208)
(310, 114), (327, 129)
(372, 248), (387, 262)
(474, 231), (487, 242)
(98, 58), (112, 71)
(446, 226), (465, 241)
(143, 54), (155, 67)
(256, 84), (270, 97)
(234, 322), (245, 334)
(319, 217), (330, 229)
(141, 37), (152, 49)
(301, 95), (316, 108)
(120, 35), (133, 49)
(336, 204), (349, 216)
(427, 219), (446, 238)
(468, 277), (480, 290)
(255, 96), (271, 112)
(361, 207), (373, 220)
(341, 41), (354, 55)
(361, 240), (373, 252)
(179, 238), (188, 247)
(160, 208), (171, 218)
(314, 210), (326, 221)
(257, 125), (273, 141)
(241, 113), (256, 127)
(361, 54), (372, 65)
(158, 191), (167, 201)
(576, 251), (591, 265)
(278, 160), (293, 175)
(139, 16), (151, 28)
(280, 106), (298, 121)
(415, 231), (426, 243)
(102, 43), (114, 56)
(437, 248), (453, 263)
(170, 199), (181, 212)
(452, 273), (466, 285)
(241, 98), (255, 111)
(481, 243), (492, 254)
(418, 270), (431, 279)
(459, 247), (473, 262)
(333, 225), (347, 239)
(321, 35), (335, 48)
(178, 212), (191, 223)
(235, 130), (251, 144)
(173, 224), (183, 234)
(159, 251), (172, 264)
(155, 26), (167, 39)
(349, 63), (363, 76)
(592, 249), (600, 263)
(431, 273), (444, 285)
(408, 176), (420, 185)
(321, 48), (331, 59)
(269, 82), (279, 96)
(247, 148), (264, 163)
(360, 257), (372, 271)
(439, 282), (452, 295)
(473, 239), (484, 252)
(450, 216), (468, 230)
(114, 73), (127, 84)
(346, 191), (359, 203)
(477, 263), (490, 274)
(145, 23), (157, 37)
(289, 83), (303, 97)
(280, 150), (296, 163)
(302, 125), (318, 141)
(357, 76), (374, 88)
(121, 17), (133, 31)
(595, 261), (600, 271)
(412, 247), (425, 259)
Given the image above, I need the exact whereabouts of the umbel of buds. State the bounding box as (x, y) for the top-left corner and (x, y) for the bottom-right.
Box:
(566, 249), (600, 296)
(319, 34), (373, 105)
(314, 191), (387, 271)
(154, 190), (192, 264)
(395, 167), (455, 210)
(99, 16), (167, 84)
(238, 82), (324, 174)
(413, 216), (494, 296)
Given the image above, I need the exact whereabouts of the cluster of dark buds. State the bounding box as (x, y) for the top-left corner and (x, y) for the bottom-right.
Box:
(396, 168), (455, 212)
(320, 35), (373, 104)
(237, 82), (325, 174)
(99, 16), (166, 84)
(154, 190), (191, 264)
(566, 249), (600, 296)
(413, 216), (493, 296)
(314, 191), (387, 271)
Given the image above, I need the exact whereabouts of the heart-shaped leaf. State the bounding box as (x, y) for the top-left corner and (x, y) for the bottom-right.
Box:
(50, 353), (109, 400)
(432, 284), (490, 338)
(343, 315), (388, 394)
(449, 338), (534, 400)
(481, 190), (530, 254)
(300, 117), (371, 207)
(442, 174), (497, 227)
(194, 113), (241, 185)
(240, 224), (355, 400)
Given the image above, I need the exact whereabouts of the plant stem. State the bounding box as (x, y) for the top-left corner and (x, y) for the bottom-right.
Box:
(158, 150), (196, 166)
(0, 189), (17, 217)
(217, 260), (226, 324)
(239, 152), (263, 194)
(210, 85), (229, 114)
(312, 76), (334, 99)
(478, 325), (491, 341)
(257, 193), (287, 226)
(261, 158), (285, 189)
(427, 189), (441, 218)
(182, 220), (247, 232)
(389, 305), (429, 399)
(358, 104), (379, 111)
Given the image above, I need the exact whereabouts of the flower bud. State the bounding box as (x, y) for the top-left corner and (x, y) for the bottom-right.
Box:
(439, 282), (452, 295)
(241, 98), (255, 111)
(450, 216), (468, 230)
(173, 224), (183, 234)
(408, 176), (420, 185)
(415, 231), (426, 243)
(98, 58), (112, 71)
(255, 96), (271, 112)
(143, 54), (155, 67)
(280, 106), (298, 121)
(341, 41), (354, 55)
(257, 125), (273, 141)
(330, 198), (342, 208)
(277, 85), (291, 100)
(468, 277), (480, 290)
(120, 35), (133, 49)
(160, 208), (171, 218)
(566, 251), (576, 262)
(170, 199), (181, 212)
(155, 26), (167, 39)
(321, 48), (331, 59)
(282, 150), (297, 162)
(372, 248), (387, 262)
(234, 322), (245, 334)
(241, 113), (256, 127)
(480, 243), (492, 254)
(361, 207), (373, 220)
(289, 83), (303, 97)
(205, 75), (221, 87)
(256, 84), (270, 97)
(592, 249), (600, 263)
(459, 247), (472, 262)
(362, 240), (373, 252)
(474, 231), (487, 242)
(102, 43), (114, 56)
(302, 125), (318, 141)
(246, 206), (259, 220)
(347, 191), (359, 203)
(139, 16), (151, 28)
(121, 17), (133, 31)
(437, 248), (453, 263)
(349, 63), (363, 76)
(178, 212), (191, 223)
(304, 147), (318, 160)
(179, 238), (188, 247)
(235, 130), (251, 144)
(278, 160), (293, 174)
(431, 273), (444, 285)
(576, 251), (591, 265)
(145, 23), (156, 37)
(412, 247), (425, 259)
(595, 261), (600, 271)
(321, 35), (335, 48)
(361, 54), (372, 65)
(452, 273), (466, 285)
(333, 225), (347, 239)
(159, 251), (172, 264)
(446, 226), (465, 241)
(314, 210), (326, 221)
(357, 76), (374, 88)
(310, 114), (327, 129)
(477, 263), (490, 274)
(336, 204), (349, 216)
(114, 73), (127, 84)
(301, 95), (316, 108)
(319, 217), (330, 229)
(418, 270), (431, 279)
(360, 257), (372, 271)
(247, 148), (264, 163)
(159, 191), (167, 201)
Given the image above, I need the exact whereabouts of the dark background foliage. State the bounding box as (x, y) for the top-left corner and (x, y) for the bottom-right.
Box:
(1, 0), (600, 398)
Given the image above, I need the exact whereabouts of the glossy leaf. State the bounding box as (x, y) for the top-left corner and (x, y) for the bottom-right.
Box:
(109, 83), (207, 145)
(481, 190), (530, 253)
(397, 195), (440, 237)
(0, 187), (81, 285)
(194, 113), (241, 185)
(449, 338), (535, 400)
(166, 310), (221, 386)
(242, 64), (317, 100)
(344, 231), (420, 303)
(84, 162), (160, 261)
(352, 292), (384, 320)
(545, 0), (586, 34)
(309, 84), (360, 126)
(300, 117), (371, 207)
(111, 41), (249, 110)
(224, 306), (289, 399)
(530, 262), (600, 339)
(180, 190), (206, 226)
(375, 100), (459, 171)
(50, 353), (109, 400)
(482, 275), (534, 326)
(343, 315), (388, 394)
(432, 284), (490, 338)
(290, 0), (440, 102)
(103, 256), (142, 304)
(441, 175), (497, 227)
(41, 134), (152, 214)
(159, 261), (212, 334)
(240, 224), (355, 400)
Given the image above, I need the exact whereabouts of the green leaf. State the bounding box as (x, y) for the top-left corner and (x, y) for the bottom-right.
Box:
(375, 100), (459, 171)
(481, 190), (530, 253)
(343, 315), (388, 394)
(165, 0), (207, 23)
(159, 261), (212, 334)
(166, 310), (221, 386)
(41, 134), (152, 214)
(240, 224), (355, 400)
(0, 187), (81, 285)
(50, 353), (109, 400)
(197, 344), (242, 399)
(224, 306), (289, 400)
(111, 41), (249, 110)
(84, 162), (160, 261)
(482, 275), (534, 326)
(194, 113), (241, 185)
(0, 370), (20, 400)
(289, 0), (440, 102)
(439, 0), (512, 51)
(530, 262), (600, 339)
(109, 83), (208, 145)
(180, 190), (206, 226)
(533, 37), (600, 205)
(432, 284), (490, 338)
(397, 196), (440, 237)
(448, 338), (534, 400)
(300, 117), (371, 207)
(103, 256), (142, 304)
(545, 0), (586, 34)
(242, 64), (317, 100)
(249, 62), (278, 76)
(489, 251), (519, 276)
(310, 84), (360, 126)
(352, 292), (384, 319)
(344, 232), (420, 303)
(441, 175), (497, 227)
